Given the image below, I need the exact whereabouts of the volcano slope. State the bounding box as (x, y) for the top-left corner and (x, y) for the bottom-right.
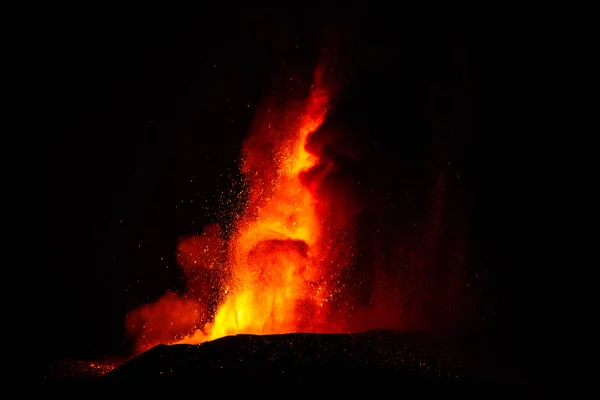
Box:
(99, 329), (503, 383)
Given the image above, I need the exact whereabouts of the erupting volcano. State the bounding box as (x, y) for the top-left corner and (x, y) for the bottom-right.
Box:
(40, 7), (510, 382)
(126, 64), (366, 353)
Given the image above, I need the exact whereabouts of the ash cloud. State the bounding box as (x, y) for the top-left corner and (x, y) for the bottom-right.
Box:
(301, 72), (470, 333)
(125, 54), (472, 352)
(126, 223), (226, 353)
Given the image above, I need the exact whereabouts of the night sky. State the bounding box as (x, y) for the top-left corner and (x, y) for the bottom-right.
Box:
(30, 7), (534, 380)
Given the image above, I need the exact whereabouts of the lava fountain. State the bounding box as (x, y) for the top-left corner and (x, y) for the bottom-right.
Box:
(126, 64), (356, 353)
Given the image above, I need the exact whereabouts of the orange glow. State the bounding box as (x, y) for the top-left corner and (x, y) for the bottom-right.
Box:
(126, 65), (354, 353)
(180, 67), (334, 344)
(123, 60), (465, 357)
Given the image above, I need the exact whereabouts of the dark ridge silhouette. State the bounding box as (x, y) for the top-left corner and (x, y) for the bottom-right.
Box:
(46, 329), (507, 383)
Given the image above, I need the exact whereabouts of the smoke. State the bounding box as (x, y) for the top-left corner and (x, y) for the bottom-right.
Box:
(125, 58), (469, 354)
(125, 291), (204, 354)
(125, 224), (226, 353)
(307, 85), (469, 333)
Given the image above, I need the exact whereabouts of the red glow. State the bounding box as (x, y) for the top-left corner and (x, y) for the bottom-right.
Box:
(125, 63), (465, 354)
(126, 65), (357, 351)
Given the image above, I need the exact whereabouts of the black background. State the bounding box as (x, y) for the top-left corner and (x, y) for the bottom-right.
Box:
(27, 6), (536, 381)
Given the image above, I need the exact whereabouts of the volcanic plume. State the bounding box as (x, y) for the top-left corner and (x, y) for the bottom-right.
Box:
(125, 64), (352, 353)
(125, 60), (467, 355)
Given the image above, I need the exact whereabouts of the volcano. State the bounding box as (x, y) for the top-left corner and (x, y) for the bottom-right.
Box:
(107, 330), (461, 383)
(37, 7), (535, 384)
(52, 330), (505, 383)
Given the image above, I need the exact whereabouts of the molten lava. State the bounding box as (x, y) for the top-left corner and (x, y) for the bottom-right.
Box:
(126, 65), (352, 353)
(124, 61), (467, 356)
(185, 67), (333, 343)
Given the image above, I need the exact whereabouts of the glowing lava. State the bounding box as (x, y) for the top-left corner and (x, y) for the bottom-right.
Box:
(203, 71), (330, 341)
(182, 66), (334, 343)
(126, 65), (350, 353)
(124, 58), (467, 357)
